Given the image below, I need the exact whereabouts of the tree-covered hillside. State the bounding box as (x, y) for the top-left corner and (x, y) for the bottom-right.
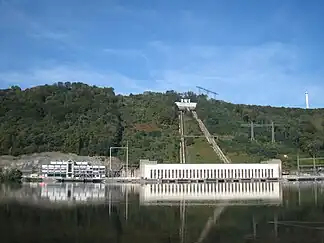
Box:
(1, 82), (324, 168)
(0, 83), (122, 157)
(118, 91), (180, 163)
(0, 83), (181, 164)
(195, 96), (324, 167)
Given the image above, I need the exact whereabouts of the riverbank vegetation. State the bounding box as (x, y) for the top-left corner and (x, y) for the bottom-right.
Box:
(1, 82), (324, 168)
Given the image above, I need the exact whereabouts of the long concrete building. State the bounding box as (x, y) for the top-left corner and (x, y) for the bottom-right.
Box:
(139, 160), (282, 181)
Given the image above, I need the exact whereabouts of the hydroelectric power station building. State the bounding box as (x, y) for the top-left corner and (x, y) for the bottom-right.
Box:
(139, 160), (282, 182)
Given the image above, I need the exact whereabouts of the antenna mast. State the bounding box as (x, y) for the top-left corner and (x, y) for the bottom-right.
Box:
(305, 91), (309, 109)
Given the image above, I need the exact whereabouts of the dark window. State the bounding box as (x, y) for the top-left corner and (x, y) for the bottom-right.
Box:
(68, 163), (72, 173)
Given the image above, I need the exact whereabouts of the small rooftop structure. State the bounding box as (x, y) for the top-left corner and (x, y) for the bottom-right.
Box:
(175, 98), (197, 110)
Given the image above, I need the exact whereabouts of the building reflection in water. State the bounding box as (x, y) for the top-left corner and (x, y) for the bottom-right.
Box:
(140, 181), (282, 205)
(40, 183), (106, 202)
(0, 181), (285, 206)
(1, 181), (324, 242)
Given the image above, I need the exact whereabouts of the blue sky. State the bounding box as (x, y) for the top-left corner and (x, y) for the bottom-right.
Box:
(0, 0), (324, 107)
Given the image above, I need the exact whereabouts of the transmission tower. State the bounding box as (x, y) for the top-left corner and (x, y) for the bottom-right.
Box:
(241, 121), (284, 143)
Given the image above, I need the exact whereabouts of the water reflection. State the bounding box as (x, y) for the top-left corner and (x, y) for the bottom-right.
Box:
(0, 182), (324, 243)
(141, 182), (282, 205)
(0, 181), (283, 206)
(0, 183), (125, 206)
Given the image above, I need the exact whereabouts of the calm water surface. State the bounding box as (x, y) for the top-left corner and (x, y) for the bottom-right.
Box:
(0, 182), (323, 243)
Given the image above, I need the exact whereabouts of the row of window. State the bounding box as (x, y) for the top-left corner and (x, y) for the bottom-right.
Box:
(42, 166), (105, 169)
(42, 171), (105, 177)
(42, 169), (105, 173)
(42, 169), (68, 172)
(41, 194), (105, 201)
(149, 168), (275, 179)
(41, 192), (105, 197)
(148, 182), (276, 194)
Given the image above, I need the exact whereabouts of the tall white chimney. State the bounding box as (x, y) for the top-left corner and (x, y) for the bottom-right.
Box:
(305, 91), (309, 109)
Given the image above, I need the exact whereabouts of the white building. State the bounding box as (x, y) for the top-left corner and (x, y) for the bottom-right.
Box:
(140, 161), (281, 181)
(175, 98), (197, 110)
(41, 160), (106, 179)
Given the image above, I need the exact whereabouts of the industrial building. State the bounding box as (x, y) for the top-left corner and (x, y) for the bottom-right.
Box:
(41, 160), (106, 180)
(139, 160), (282, 181)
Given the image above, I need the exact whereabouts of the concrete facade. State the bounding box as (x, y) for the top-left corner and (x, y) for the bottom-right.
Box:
(41, 160), (106, 179)
(140, 162), (281, 180)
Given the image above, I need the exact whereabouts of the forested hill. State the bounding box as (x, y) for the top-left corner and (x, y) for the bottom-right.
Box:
(1, 82), (324, 167)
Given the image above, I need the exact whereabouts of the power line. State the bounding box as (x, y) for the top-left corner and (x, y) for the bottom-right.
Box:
(196, 86), (218, 99)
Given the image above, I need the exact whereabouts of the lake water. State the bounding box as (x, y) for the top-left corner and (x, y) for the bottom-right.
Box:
(0, 181), (323, 243)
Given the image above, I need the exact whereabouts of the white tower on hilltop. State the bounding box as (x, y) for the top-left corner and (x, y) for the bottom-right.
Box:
(305, 91), (309, 109)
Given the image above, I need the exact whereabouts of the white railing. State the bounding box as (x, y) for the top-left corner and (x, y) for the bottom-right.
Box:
(179, 111), (186, 163)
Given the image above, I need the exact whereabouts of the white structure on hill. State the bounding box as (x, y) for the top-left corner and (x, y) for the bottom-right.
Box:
(175, 98), (197, 110)
(305, 91), (309, 109)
